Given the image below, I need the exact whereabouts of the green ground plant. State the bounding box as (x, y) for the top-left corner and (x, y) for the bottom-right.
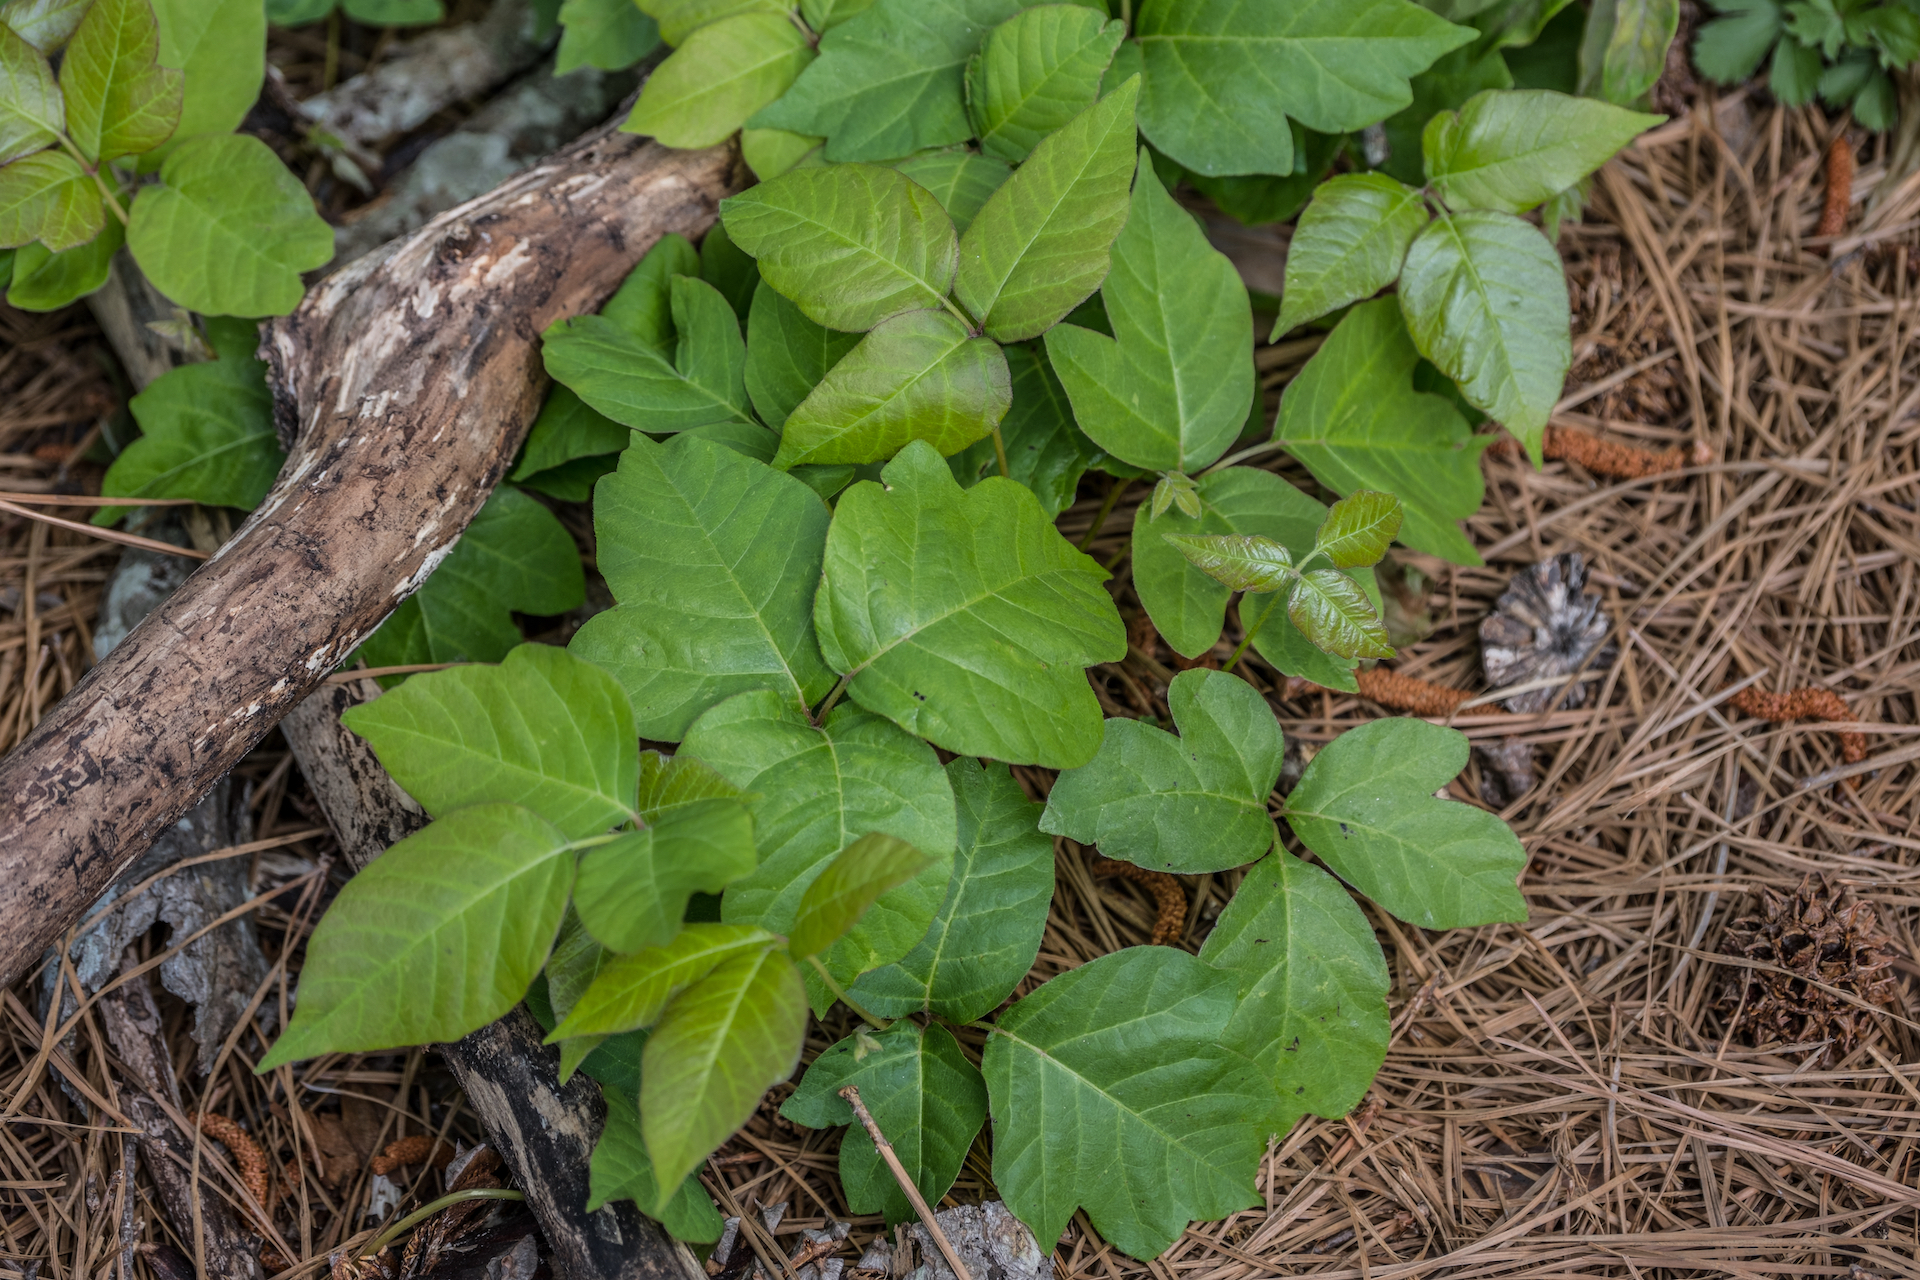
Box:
(1695, 0), (1920, 128)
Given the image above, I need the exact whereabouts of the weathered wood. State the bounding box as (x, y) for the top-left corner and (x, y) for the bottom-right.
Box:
(285, 679), (705, 1280)
(0, 125), (739, 990)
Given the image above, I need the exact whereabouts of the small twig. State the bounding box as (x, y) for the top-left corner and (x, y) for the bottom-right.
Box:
(837, 1086), (974, 1280)
(359, 1188), (524, 1259)
(0, 492), (197, 507)
(0, 498), (210, 558)
(1088, 858), (1185, 945)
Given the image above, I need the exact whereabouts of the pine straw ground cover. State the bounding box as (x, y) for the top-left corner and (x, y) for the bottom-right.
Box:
(3, 88), (1918, 1280)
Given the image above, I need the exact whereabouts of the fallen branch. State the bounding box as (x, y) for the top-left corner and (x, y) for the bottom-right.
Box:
(0, 121), (736, 990)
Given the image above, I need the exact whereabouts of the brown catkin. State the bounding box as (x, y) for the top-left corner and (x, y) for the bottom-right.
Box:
(1818, 135), (1854, 239)
(189, 1111), (269, 1209)
(1354, 666), (1477, 717)
(1494, 425), (1711, 479)
(370, 1134), (455, 1176)
(1090, 858), (1186, 945)
(1729, 685), (1866, 764)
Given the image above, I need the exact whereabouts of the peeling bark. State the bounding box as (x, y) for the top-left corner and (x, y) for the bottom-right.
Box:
(0, 124), (740, 989)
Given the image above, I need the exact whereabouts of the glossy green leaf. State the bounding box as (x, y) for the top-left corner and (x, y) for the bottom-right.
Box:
(258, 804), (574, 1068)
(1161, 532), (1294, 595)
(1313, 490), (1402, 570)
(1576, 0), (1677, 105)
(60, 0), (182, 163)
(1131, 467), (1325, 660)
(96, 318), (280, 523)
(1242, 582), (1373, 693)
(953, 76), (1137, 342)
(576, 801), (759, 953)
(569, 433), (835, 740)
(740, 126), (820, 180)
(542, 318), (750, 432)
(1286, 568), (1391, 659)
(968, 4), (1124, 163)
(342, 643), (638, 837)
(686, 689), (958, 937)
(789, 831), (933, 959)
(1270, 173), (1427, 338)
(0, 24), (61, 164)
(590, 1086), (726, 1241)
(721, 163), (959, 333)
(1693, 0), (1781, 84)
(699, 219), (759, 321)
(1378, 40), (1514, 188)
(0, 149), (102, 250)
(774, 309), (1011, 469)
(1041, 669), (1281, 873)
(1186, 124), (1345, 227)
(511, 387), (629, 485)
(892, 149), (1009, 234)
(603, 231), (701, 353)
(4, 0), (89, 53)
(358, 484), (585, 669)
(750, 0), (1024, 162)
(849, 758), (1051, 1021)
(1425, 89), (1660, 215)
(623, 12), (812, 149)
(3, 213), (117, 309)
(815, 440), (1125, 768)
(984, 947), (1273, 1258)
(1284, 716), (1528, 928)
(1397, 209), (1569, 465)
(543, 910), (620, 1083)
(800, 0), (876, 31)
(638, 0), (782, 46)
(671, 274), (751, 410)
(552, 924), (779, 1039)
(557, 0), (661, 74)
(152, 0), (263, 142)
(637, 749), (745, 819)
(1044, 151), (1252, 472)
(126, 133), (332, 316)
(641, 947), (808, 1204)
(744, 278), (862, 432)
(1132, 0), (1472, 177)
(947, 340), (1101, 519)
(781, 1022), (986, 1226)
(1199, 850), (1389, 1136)
(1272, 298), (1487, 565)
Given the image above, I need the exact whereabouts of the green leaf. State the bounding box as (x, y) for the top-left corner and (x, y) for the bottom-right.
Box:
(1199, 850), (1389, 1135)
(4, 0), (89, 53)
(946, 340), (1100, 519)
(342, 644), (637, 839)
(1767, 34), (1820, 107)
(0, 149), (103, 251)
(773, 309), (1011, 469)
(789, 831), (934, 959)
(1185, 124), (1345, 227)
(557, 0), (660, 74)
(95, 317), (279, 521)
(1161, 532), (1294, 594)
(542, 277), (755, 432)
(815, 440), (1125, 768)
(1692, 0), (1781, 84)
(698, 220), (759, 320)
(358, 484), (585, 668)
(641, 947), (808, 1204)
(1132, 0), (1472, 177)
(343, 0), (443, 23)
(721, 162), (958, 333)
(1313, 490), (1402, 570)
(744, 278), (862, 432)
(671, 274), (751, 410)
(800, 0), (876, 31)
(551, 924), (779, 1038)
(781, 1022), (986, 1226)
(685, 688), (958, 937)
(848, 758), (1051, 1021)
(638, 0), (783, 46)
(740, 126), (820, 180)
(968, 5), (1125, 163)
(623, 12), (812, 149)
(1272, 298), (1488, 566)
(750, 0), (1023, 162)
(1131, 467), (1325, 660)
(258, 804), (575, 1068)
(892, 149), (1009, 235)
(1397, 209), (1568, 465)
(1425, 89), (1660, 215)
(577, 801), (759, 953)
(637, 748), (746, 819)
(603, 231), (701, 353)
(152, 0), (264, 142)
(126, 133), (332, 316)
(0, 24), (62, 164)
(511, 387), (630, 485)
(569, 433), (835, 739)
(1270, 173), (1427, 339)
(1042, 668), (1282, 873)
(1576, 0), (1677, 105)
(1378, 41), (1514, 188)
(542, 910), (620, 1083)
(1287, 568), (1391, 659)
(984, 947), (1273, 1258)
(3, 213), (117, 309)
(1284, 716), (1528, 928)
(953, 75), (1137, 343)
(59, 0), (181, 163)
(1044, 150), (1252, 472)
(590, 1086), (726, 1241)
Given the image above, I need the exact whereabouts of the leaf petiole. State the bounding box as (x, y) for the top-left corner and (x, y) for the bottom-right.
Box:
(55, 134), (129, 226)
(813, 672), (851, 723)
(990, 423), (1011, 478)
(1222, 629), (1257, 673)
(361, 1189), (525, 1259)
(805, 955), (890, 1030)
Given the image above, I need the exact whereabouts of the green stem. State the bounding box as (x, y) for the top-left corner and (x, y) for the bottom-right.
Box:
(990, 424), (1011, 479)
(942, 294), (978, 332)
(362, 1189), (524, 1259)
(1222, 630), (1256, 673)
(1200, 440), (1285, 476)
(806, 956), (889, 1030)
(813, 672), (851, 723)
(56, 134), (129, 226)
(1120, 0), (1132, 32)
(1076, 478), (1130, 552)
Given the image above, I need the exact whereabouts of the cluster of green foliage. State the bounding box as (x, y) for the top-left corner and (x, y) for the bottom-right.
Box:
(1696, 0), (1920, 128)
(240, 0), (1670, 1261)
